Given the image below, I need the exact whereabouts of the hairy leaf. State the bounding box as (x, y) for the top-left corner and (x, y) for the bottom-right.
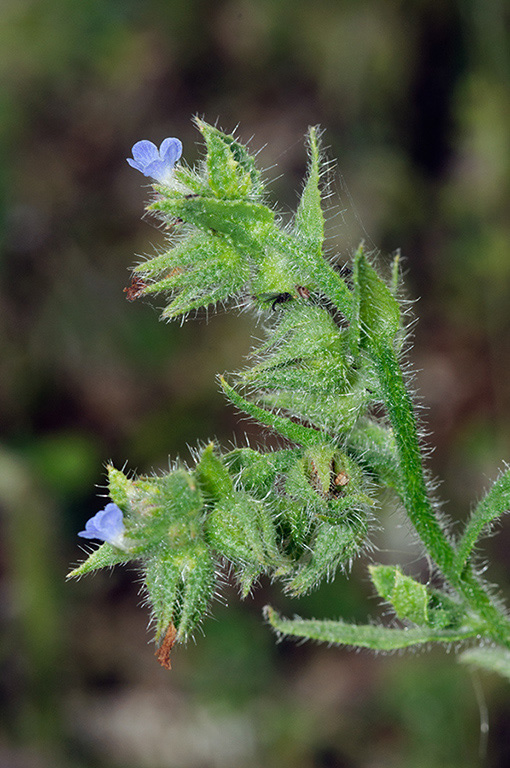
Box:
(454, 467), (510, 577)
(266, 607), (480, 650)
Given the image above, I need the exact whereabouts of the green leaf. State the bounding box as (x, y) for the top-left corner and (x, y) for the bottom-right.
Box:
(195, 442), (234, 501)
(265, 607), (481, 650)
(369, 565), (466, 629)
(150, 196), (274, 254)
(459, 646), (510, 682)
(369, 565), (429, 625)
(293, 126), (324, 258)
(454, 467), (510, 578)
(219, 375), (333, 448)
(67, 542), (134, 578)
(195, 118), (263, 199)
(426, 590), (466, 630)
(352, 244), (401, 351)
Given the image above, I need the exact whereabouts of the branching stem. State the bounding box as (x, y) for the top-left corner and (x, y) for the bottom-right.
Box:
(372, 340), (510, 647)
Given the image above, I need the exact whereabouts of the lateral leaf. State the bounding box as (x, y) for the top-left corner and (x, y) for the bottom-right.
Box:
(454, 467), (510, 577)
(369, 564), (429, 625)
(265, 607), (480, 650)
(459, 646), (510, 682)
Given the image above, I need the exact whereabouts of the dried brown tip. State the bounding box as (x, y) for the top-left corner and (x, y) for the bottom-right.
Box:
(155, 622), (178, 670)
(124, 276), (147, 301)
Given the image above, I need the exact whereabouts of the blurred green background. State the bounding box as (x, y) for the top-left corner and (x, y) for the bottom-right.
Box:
(1, 1), (510, 766)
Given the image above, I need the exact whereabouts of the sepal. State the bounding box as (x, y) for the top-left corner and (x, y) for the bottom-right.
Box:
(219, 375), (331, 448)
(351, 244), (401, 352)
(224, 445), (294, 498)
(346, 419), (402, 494)
(144, 541), (216, 643)
(204, 491), (282, 596)
(67, 542), (134, 578)
(293, 126), (324, 259)
(194, 442), (234, 501)
(286, 513), (369, 595)
(284, 445), (370, 524)
(134, 232), (251, 321)
(242, 301), (378, 435)
(150, 195), (274, 252)
(195, 118), (263, 199)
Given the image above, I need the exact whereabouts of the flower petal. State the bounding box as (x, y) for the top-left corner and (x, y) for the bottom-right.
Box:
(126, 157), (147, 174)
(143, 158), (170, 182)
(78, 503), (126, 545)
(159, 137), (183, 166)
(127, 136), (183, 183)
(130, 140), (159, 166)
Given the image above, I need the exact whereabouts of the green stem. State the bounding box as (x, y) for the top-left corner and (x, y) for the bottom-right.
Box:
(372, 341), (510, 647)
(373, 342), (455, 572)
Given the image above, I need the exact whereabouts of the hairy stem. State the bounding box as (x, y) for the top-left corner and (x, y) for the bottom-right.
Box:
(372, 340), (510, 646)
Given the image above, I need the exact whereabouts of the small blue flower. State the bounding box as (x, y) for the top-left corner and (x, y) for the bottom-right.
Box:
(127, 137), (183, 184)
(78, 503), (127, 549)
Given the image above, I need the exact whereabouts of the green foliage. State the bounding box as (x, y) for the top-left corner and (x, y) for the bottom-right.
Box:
(67, 542), (133, 577)
(293, 126), (324, 259)
(71, 120), (510, 678)
(369, 565), (465, 629)
(265, 607), (480, 650)
(454, 466), (510, 578)
(460, 646), (510, 682)
(240, 300), (376, 434)
(352, 244), (401, 351)
(370, 565), (430, 625)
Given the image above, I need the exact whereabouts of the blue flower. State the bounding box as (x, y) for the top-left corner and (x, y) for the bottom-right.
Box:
(127, 138), (183, 184)
(78, 503), (127, 549)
